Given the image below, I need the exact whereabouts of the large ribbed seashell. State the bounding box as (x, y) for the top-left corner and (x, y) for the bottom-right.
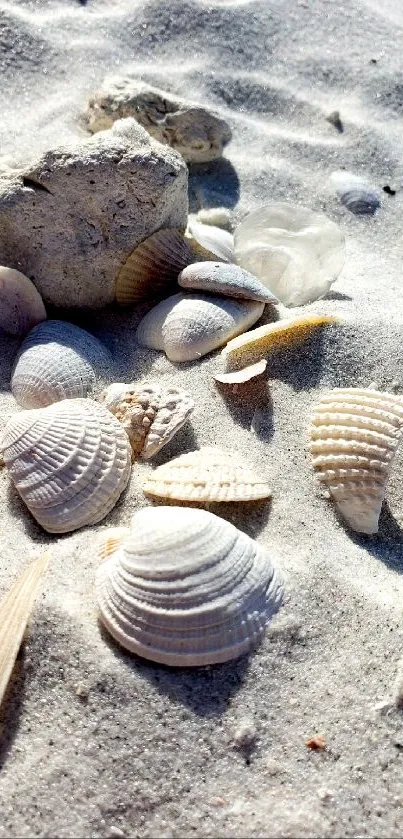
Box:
(234, 203), (345, 307)
(222, 314), (339, 359)
(96, 506), (284, 666)
(0, 267), (46, 337)
(309, 388), (403, 534)
(178, 262), (278, 304)
(11, 320), (113, 409)
(99, 381), (194, 460)
(1, 398), (131, 533)
(330, 171), (381, 215)
(143, 447), (271, 502)
(136, 292), (264, 363)
(186, 220), (235, 263)
(115, 228), (194, 306)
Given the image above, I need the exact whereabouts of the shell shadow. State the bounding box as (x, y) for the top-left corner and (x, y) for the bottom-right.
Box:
(187, 157), (240, 213)
(213, 376), (275, 442)
(98, 621), (251, 718)
(5, 483), (55, 545)
(146, 496), (272, 540)
(323, 291), (353, 302)
(0, 652), (27, 769)
(261, 329), (327, 392)
(0, 331), (19, 393)
(348, 502), (403, 573)
(149, 422), (200, 467)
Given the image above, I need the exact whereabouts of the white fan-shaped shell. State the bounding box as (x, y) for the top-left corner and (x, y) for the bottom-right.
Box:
(234, 203), (345, 307)
(186, 220), (235, 263)
(11, 320), (113, 409)
(1, 398), (131, 533)
(136, 292), (264, 362)
(178, 262), (278, 303)
(0, 267), (46, 336)
(330, 171), (381, 215)
(310, 388), (403, 534)
(143, 447), (272, 502)
(96, 506), (284, 666)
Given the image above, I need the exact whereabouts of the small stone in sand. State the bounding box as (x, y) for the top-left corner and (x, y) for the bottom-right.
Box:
(233, 719), (257, 751)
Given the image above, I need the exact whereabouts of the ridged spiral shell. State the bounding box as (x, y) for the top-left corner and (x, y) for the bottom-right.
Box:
(96, 506), (284, 666)
(11, 320), (113, 409)
(0, 267), (46, 337)
(330, 171), (381, 216)
(309, 388), (403, 534)
(1, 398), (132, 533)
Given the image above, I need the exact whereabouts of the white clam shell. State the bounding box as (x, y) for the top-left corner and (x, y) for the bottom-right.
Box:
(213, 359), (267, 385)
(1, 398), (132, 533)
(310, 388), (403, 534)
(178, 262), (278, 304)
(330, 171), (381, 215)
(234, 203), (345, 307)
(136, 292), (264, 362)
(186, 220), (235, 263)
(99, 381), (194, 459)
(96, 505), (284, 666)
(11, 320), (113, 409)
(0, 267), (46, 337)
(143, 446), (272, 502)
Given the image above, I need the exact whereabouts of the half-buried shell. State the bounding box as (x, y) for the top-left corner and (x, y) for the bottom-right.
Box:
(213, 359), (267, 385)
(0, 267), (47, 337)
(329, 171), (381, 216)
(143, 446), (271, 502)
(178, 261), (278, 303)
(1, 398), (131, 534)
(96, 505), (284, 666)
(115, 228), (194, 306)
(309, 387), (403, 534)
(222, 314), (339, 359)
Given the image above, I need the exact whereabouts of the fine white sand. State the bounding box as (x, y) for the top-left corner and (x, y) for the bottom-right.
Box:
(1, 1), (403, 837)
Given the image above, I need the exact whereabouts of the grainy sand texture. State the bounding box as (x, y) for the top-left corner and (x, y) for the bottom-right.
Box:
(1, 0), (403, 837)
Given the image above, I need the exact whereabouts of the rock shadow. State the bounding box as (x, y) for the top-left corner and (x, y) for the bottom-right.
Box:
(0, 332), (20, 394)
(188, 157), (240, 212)
(0, 653), (27, 769)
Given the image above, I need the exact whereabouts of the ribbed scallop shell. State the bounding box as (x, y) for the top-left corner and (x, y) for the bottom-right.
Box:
(96, 505), (284, 666)
(143, 447), (271, 502)
(330, 171), (381, 215)
(136, 292), (264, 362)
(99, 381), (194, 459)
(115, 228), (194, 306)
(222, 314), (338, 359)
(186, 220), (235, 263)
(309, 388), (403, 534)
(234, 203), (345, 307)
(0, 267), (46, 337)
(178, 261), (278, 303)
(11, 320), (113, 409)
(1, 398), (132, 533)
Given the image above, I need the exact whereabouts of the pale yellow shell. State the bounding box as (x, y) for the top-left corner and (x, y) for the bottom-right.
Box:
(309, 388), (403, 534)
(115, 228), (193, 306)
(213, 359), (267, 385)
(143, 446), (271, 502)
(222, 314), (339, 359)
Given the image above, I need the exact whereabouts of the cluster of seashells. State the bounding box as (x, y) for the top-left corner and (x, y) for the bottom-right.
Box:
(0, 196), (397, 677)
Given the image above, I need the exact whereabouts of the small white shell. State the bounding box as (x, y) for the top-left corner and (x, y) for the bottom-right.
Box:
(330, 171), (381, 215)
(186, 220), (235, 263)
(96, 505), (284, 666)
(178, 262), (278, 304)
(99, 381), (194, 459)
(0, 267), (46, 336)
(234, 203), (345, 307)
(136, 292), (264, 363)
(143, 446), (272, 502)
(11, 320), (113, 409)
(195, 208), (235, 232)
(310, 388), (403, 534)
(213, 359), (267, 385)
(1, 398), (132, 533)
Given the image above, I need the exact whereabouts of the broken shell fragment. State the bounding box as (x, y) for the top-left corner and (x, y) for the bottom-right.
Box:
(1, 398), (131, 533)
(11, 320), (113, 409)
(178, 262), (278, 304)
(99, 381), (194, 459)
(195, 207), (235, 232)
(309, 387), (403, 534)
(115, 228), (194, 306)
(234, 203), (345, 306)
(96, 505), (284, 666)
(213, 359), (267, 385)
(222, 314), (338, 359)
(143, 446), (272, 502)
(136, 292), (264, 362)
(0, 267), (47, 337)
(330, 171), (381, 215)
(186, 220), (235, 263)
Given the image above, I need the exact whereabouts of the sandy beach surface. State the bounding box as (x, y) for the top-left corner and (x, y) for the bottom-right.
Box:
(1, 0), (403, 837)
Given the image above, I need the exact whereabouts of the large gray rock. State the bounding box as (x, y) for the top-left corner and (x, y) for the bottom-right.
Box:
(0, 119), (188, 309)
(84, 78), (232, 164)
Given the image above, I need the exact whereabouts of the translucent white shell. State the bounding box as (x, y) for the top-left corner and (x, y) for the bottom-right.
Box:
(234, 203), (345, 307)
(143, 447), (272, 502)
(1, 398), (132, 534)
(96, 505), (284, 666)
(0, 267), (46, 337)
(11, 320), (113, 409)
(186, 221), (235, 263)
(136, 292), (264, 363)
(99, 381), (194, 459)
(310, 388), (403, 534)
(178, 262), (278, 303)
(330, 171), (381, 215)
(115, 228), (194, 306)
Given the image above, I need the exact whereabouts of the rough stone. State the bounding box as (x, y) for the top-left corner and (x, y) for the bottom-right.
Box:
(0, 118), (188, 309)
(84, 77), (232, 164)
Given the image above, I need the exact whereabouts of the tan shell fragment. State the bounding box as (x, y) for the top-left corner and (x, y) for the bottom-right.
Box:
(143, 446), (271, 502)
(99, 381), (194, 460)
(115, 228), (194, 306)
(0, 267), (46, 336)
(222, 314), (339, 359)
(309, 388), (403, 534)
(213, 359), (267, 385)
